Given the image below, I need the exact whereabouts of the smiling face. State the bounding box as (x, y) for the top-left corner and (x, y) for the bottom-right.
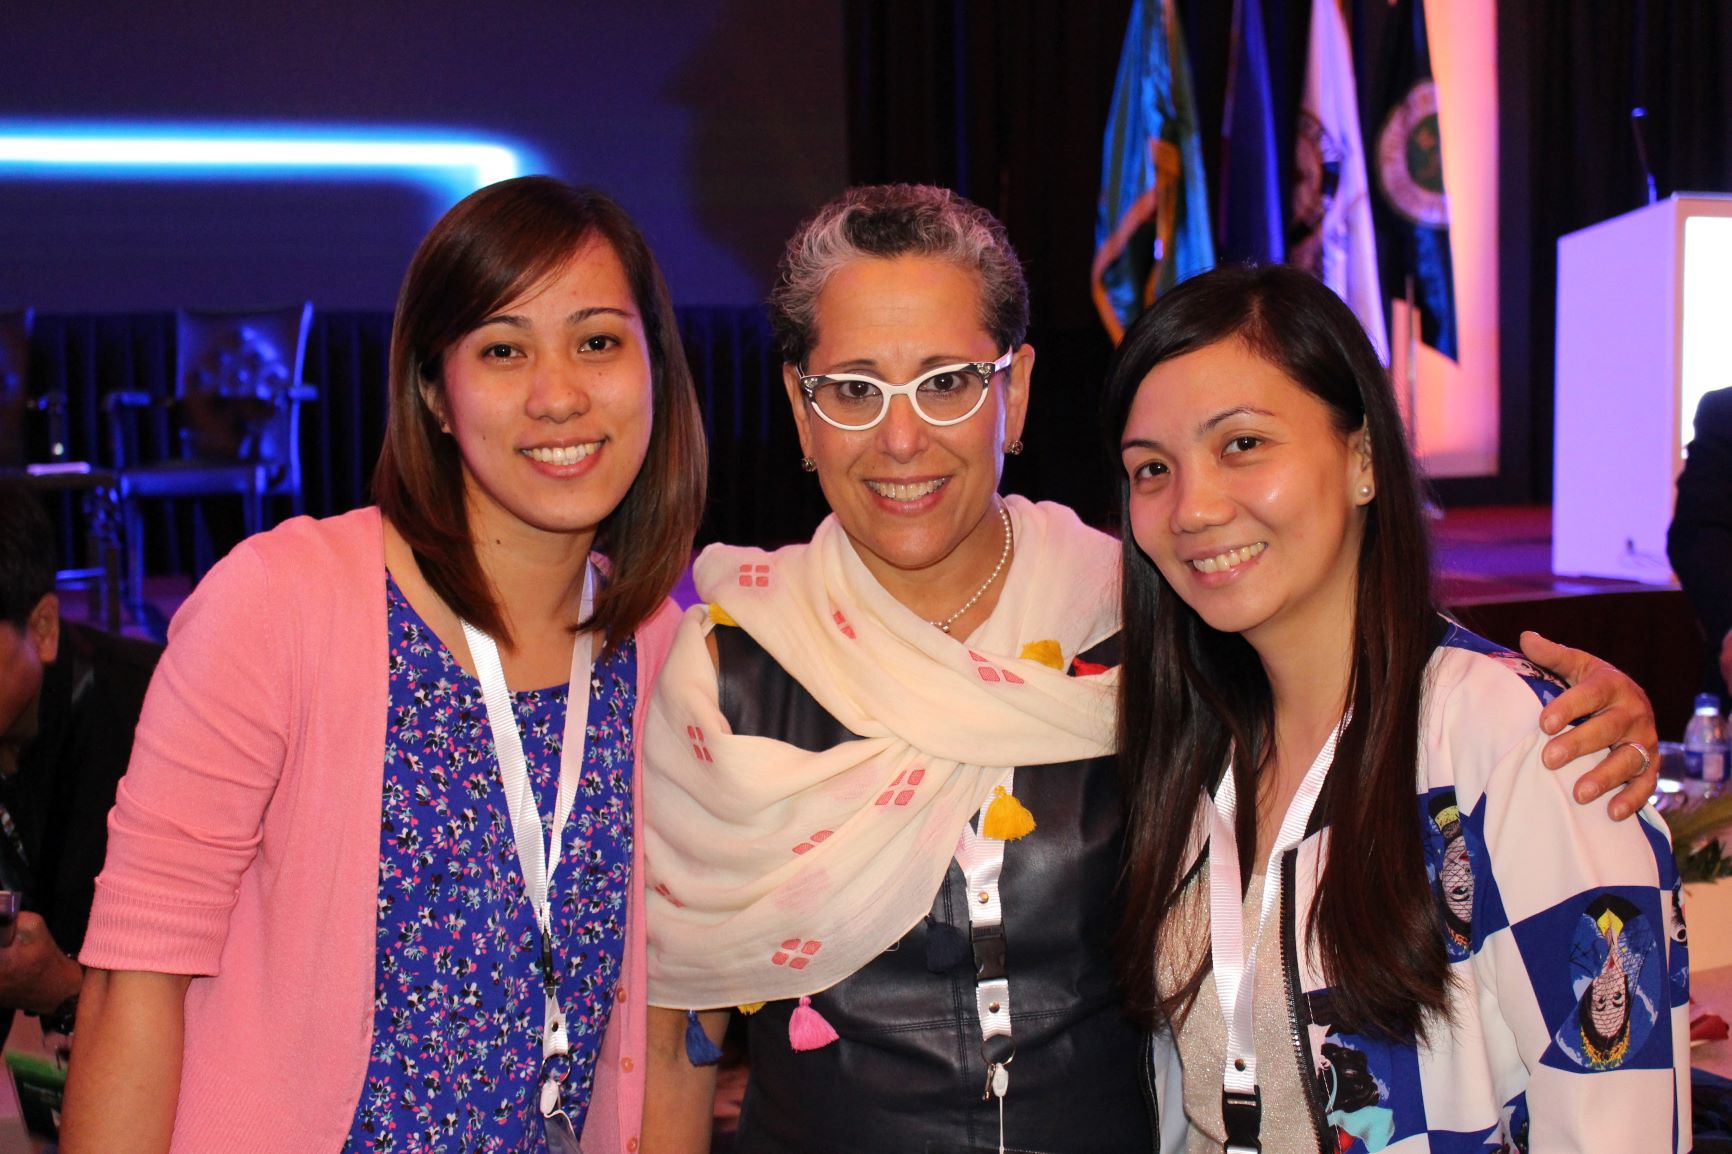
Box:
(1118, 337), (1372, 659)
(429, 238), (654, 556)
(784, 255), (1032, 607)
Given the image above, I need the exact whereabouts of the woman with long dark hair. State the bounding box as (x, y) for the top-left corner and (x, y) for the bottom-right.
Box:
(62, 177), (707, 1153)
(1105, 264), (1687, 1151)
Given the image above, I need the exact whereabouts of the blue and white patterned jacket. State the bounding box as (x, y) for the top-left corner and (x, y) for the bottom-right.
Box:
(1181, 623), (1690, 1152)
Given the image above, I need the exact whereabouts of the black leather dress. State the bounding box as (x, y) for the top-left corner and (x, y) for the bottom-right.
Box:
(714, 625), (1158, 1154)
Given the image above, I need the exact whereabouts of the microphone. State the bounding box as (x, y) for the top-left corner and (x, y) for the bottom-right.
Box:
(1630, 107), (1658, 206)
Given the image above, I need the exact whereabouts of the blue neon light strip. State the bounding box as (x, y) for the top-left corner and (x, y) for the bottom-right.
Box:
(0, 126), (524, 193)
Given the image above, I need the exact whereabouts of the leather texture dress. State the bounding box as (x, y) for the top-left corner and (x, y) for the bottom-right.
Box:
(715, 624), (1158, 1154)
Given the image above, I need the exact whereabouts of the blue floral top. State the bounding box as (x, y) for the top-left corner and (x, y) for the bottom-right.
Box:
(342, 578), (637, 1153)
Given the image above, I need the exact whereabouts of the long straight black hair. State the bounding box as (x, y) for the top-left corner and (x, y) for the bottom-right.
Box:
(1101, 263), (1450, 1041)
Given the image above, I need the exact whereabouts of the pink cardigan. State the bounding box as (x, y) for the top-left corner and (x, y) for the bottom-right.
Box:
(81, 508), (673, 1153)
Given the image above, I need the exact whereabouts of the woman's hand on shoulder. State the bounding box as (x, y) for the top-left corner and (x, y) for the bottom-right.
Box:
(1519, 631), (1657, 820)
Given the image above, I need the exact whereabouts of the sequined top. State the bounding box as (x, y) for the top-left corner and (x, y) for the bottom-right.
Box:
(1167, 869), (1317, 1153)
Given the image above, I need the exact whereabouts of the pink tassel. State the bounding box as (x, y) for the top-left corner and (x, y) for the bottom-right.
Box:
(788, 995), (839, 1051)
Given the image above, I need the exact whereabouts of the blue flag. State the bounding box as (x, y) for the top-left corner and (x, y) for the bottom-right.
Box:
(1093, 0), (1214, 342)
(1363, 0), (1458, 360)
(1217, 0), (1283, 265)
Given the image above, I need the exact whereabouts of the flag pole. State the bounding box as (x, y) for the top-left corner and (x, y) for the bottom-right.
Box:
(1404, 273), (1419, 443)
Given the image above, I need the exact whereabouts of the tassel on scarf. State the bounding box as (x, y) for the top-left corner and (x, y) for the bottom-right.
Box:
(684, 1009), (723, 1067)
(982, 785), (1036, 841)
(1018, 639), (1064, 669)
(737, 1001), (766, 1015)
(788, 996), (839, 1051)
(924, 917), (972, 973)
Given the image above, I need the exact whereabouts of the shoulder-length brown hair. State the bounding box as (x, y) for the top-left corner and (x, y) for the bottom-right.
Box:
(372, 176), (706, 650)
(1101, 263), (1449, 1042)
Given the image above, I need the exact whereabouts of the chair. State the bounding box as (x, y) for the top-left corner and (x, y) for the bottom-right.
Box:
(106, 302), (316, 614)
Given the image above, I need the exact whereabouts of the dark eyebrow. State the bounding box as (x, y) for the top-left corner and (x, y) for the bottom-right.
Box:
(816, 355), (986, 378)
(1198, 405), (1275, 434)
(1119, 406), (1276, 454)
(474, 305), (635, 330)
(565, 306), (634, 325)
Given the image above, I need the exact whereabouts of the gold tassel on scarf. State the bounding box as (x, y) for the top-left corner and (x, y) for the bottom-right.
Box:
(981, 785), (1035, 841)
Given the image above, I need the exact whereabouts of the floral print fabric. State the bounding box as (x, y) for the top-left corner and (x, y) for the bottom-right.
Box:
(342, 578), (636, 1153)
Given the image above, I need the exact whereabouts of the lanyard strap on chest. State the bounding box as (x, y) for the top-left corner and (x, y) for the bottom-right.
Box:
(954, 766), (1018, 1154)
(1205, 716), (1346, 1152)
(461, 565), (596, 1112)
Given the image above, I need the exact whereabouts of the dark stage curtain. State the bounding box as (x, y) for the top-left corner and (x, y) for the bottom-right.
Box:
(21, 308), (803, 575)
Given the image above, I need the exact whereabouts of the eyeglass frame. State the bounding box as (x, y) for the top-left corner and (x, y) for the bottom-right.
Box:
(796, 350), (1015, 431)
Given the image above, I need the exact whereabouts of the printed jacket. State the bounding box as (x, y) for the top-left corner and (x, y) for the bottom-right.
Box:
(1177, 623), (1689, 1152)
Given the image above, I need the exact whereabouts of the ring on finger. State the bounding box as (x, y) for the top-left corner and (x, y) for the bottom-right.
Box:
(1614, 740), (1653, 775)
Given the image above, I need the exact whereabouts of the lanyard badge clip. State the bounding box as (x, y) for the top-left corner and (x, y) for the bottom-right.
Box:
(1221, 1085), (1262, 1153)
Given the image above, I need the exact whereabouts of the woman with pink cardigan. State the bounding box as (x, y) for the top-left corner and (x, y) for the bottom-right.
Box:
(60, 177), (708, 1154)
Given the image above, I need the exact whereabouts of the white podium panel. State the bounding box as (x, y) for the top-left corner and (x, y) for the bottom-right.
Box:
(1553, 194), (1732, 583)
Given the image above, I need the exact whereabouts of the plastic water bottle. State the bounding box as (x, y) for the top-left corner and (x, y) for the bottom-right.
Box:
(1684, 693), (1728, 784)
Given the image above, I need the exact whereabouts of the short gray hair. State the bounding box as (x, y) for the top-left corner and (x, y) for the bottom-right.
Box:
(769, 184), (1030, 367)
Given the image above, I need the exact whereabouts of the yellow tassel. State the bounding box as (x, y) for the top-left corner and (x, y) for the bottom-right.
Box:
(982, 786), (1036, 841)
(1018, 639), (1064, 669)
(737, 1001), (766, 1015)
(709, 603), (739, 628)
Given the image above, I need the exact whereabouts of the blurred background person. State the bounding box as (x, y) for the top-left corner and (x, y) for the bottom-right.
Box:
(0, 478), (160, 1045)
(1669, 386), (1732, 704)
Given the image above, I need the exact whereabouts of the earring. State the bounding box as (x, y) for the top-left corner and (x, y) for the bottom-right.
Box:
(800, 456), (818, 473)
(1359, 484), (1373, 499)
(1005, 440), (1024, 457)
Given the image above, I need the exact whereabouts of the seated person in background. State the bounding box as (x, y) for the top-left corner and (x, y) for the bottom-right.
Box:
(0, 479), (160, 1042)
(1669, 385), (1732, 703)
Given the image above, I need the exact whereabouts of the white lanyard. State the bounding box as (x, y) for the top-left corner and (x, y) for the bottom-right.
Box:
(953, 767), (1015, 1154)
(1204, 716), (1345, 1149)
(461, 565), (596, 1117)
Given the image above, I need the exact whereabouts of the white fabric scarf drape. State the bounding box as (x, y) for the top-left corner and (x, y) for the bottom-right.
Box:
(645, 496), (1121, 1008)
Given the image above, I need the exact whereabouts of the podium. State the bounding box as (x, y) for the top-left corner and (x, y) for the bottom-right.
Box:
(1553, 194), (1732, 583)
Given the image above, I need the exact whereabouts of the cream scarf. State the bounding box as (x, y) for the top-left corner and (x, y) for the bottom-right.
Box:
(644, 496), (1121, 1008)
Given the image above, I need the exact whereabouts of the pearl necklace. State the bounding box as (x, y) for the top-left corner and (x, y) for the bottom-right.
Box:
(930, 504), (1014, 634)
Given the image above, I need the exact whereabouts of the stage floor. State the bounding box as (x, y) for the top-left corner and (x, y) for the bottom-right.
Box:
(1430, 507), (1702, 737)
(1434, 504), (1673, 603)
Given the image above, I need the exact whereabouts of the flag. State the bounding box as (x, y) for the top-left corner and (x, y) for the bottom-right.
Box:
(1363, 0), (1457, 360)
(1092, 0), (1213, 343)
(1289, 0), (1390, 363)
(1216, 0), (1283, 265)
